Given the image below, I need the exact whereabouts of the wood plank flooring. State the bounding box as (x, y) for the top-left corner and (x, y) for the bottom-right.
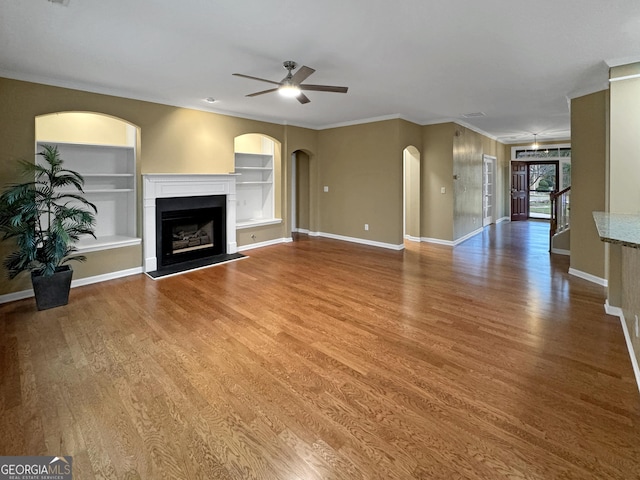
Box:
(1, 220), (639, 479)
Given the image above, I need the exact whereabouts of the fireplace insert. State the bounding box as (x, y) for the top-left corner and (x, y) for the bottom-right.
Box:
(156, 195), (226, 269)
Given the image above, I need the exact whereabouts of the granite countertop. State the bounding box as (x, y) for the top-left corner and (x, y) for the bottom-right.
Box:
(593, 211), (640, 248)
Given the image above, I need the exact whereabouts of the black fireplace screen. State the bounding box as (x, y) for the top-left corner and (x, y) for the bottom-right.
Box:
(156, 195), (226, 268)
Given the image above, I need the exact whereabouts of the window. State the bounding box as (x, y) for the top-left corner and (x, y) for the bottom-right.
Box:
(514, 147), (571, 159)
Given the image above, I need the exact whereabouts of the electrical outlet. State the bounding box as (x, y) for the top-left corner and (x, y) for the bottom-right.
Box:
(440, 187), (446, 194)
(364, 224), (369, 231)
(323, 186), (329, 192)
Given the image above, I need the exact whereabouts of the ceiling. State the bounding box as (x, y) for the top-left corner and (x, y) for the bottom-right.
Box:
(2, 0), (640, 143)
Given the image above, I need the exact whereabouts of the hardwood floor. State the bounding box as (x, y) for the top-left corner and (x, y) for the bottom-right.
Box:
(1, 220), (639, 479)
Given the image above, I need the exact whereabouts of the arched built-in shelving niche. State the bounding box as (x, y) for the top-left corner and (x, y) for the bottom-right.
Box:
(234, 133), (282, 228)
(35, 112), (141, 252)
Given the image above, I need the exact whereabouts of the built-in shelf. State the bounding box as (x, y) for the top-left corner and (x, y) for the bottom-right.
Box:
(37, 141), (140, 251)
(83, 173), (135, 177)
(234, 152), (274, 224)
(236, 218), (282, 229)
(76, 235), (141, 253)
(83, 189), (135, 193)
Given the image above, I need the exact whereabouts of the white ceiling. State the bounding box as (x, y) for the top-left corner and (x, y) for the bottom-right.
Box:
(2, 0), (640, 143)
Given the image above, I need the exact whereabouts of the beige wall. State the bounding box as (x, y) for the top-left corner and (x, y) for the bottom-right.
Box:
(422, 123), (455, 241)
(570, 90), (608, 281)
(453, 126), (484, 238)
(317, 119), (405, 246)
(420, 123), (505, 242)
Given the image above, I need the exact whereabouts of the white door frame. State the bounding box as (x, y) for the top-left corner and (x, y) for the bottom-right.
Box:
(483, 154), (496, 227)
(291, 152), (297, 233)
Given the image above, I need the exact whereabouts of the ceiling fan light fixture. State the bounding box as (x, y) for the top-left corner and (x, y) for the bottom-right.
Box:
(278, 83), (301, 98)
(234, 61), (347, 104)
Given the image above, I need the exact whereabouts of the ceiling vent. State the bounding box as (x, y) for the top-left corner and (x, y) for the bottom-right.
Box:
(48, 0), (70, 5)
(461, 112), (486, 118)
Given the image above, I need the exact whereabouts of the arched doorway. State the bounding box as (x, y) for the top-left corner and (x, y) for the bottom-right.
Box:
(291, 150), (311, 235)
(403, 146), (421, 242)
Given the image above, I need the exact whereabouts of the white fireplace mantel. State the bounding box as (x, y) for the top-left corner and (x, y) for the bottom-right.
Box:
(142, 174), (237, 272)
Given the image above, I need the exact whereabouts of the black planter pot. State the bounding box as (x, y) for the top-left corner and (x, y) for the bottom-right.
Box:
(31, 266), (73, 311)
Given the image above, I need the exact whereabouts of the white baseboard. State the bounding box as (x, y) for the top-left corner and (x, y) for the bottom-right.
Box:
(421, 227), (484, 247)
(404, 235), (421, 242)
(237, 237), (291, 252)
(421, 237), (454, 246)
(603, 302), (640, 395)
(293, 228), (310, 234)
(315, 232), (404, 251)
(568, 268), (608, 287)
(551, 248), (570, 256)
(496, 216), (510, 224)
(605, 299), (623, 317)
(0, 266), (143, 305)
(453, 227), (484, 246)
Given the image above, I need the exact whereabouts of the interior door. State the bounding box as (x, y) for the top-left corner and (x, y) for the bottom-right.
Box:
(511, 162), (528, 221)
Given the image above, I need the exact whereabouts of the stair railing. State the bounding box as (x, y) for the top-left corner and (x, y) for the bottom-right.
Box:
(550, 186), (571, 249)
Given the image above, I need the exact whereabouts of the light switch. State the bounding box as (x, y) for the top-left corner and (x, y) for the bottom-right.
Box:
(323, 186), (329, 192)
(440, 187), (446, 194)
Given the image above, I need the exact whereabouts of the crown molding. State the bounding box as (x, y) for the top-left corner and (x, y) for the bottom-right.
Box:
(605, 56), (640, 68)
(317, 114), (417, 130)
(565, 81), (610, 100)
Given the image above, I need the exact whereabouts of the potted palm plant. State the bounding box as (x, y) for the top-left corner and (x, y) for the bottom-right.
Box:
(0, 144), (97, 310)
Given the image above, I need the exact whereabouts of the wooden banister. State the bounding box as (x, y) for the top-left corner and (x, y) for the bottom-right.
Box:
(550, 186), (571, 251)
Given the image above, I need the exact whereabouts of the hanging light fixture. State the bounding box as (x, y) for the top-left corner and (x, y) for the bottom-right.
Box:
(532, 134), (539, 150)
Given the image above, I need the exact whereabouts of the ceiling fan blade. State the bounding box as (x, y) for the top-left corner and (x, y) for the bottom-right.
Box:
(297, 93), (311, 104)
(300, 84), (348, 93)
(291, 65), (315, 84)
(233, 73), (281, 86)
(246, 88), (279, 97)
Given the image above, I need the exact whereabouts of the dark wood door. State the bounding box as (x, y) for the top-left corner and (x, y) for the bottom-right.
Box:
(511, 162), (528, 221)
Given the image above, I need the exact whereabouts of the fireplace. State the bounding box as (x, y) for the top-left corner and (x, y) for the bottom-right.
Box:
(142, 174), (238, 273)
(156, 195), (225, 269)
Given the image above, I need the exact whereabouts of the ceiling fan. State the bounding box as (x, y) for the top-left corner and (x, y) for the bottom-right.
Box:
(233, 61), (348, 104)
